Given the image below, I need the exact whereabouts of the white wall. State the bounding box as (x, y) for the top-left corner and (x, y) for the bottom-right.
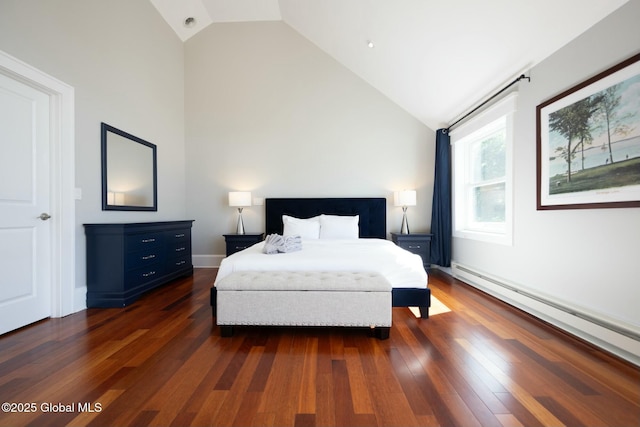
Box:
(452, 0), (640, 363)
(0, 0), (187, 302)
(184, 21), (434, 262)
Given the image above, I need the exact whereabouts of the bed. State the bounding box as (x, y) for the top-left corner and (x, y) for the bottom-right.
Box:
(211, 197), (431, 336)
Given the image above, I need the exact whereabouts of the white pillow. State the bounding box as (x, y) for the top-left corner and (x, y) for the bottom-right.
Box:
(319, 214), (359, 239)
(282, 215), (320, 239)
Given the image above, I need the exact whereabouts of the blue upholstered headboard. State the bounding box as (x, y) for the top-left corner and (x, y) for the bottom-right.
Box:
(264, 198), (387, 239)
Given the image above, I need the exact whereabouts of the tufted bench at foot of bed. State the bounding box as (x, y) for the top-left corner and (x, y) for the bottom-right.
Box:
(211, 271), (392, 339)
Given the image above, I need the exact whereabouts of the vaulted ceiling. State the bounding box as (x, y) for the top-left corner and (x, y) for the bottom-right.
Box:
(150, 0), (629, 130)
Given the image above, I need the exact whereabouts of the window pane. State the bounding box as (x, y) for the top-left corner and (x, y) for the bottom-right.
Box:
(451, 93), (516, 245)
(474, 183), (505, 222)
(471, 128), (505, 182)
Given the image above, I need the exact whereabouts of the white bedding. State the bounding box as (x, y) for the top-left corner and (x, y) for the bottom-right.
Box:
(215, 238), (428, 289)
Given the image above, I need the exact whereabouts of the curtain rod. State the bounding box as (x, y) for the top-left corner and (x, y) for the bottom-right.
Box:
(446, 74), (530, 133)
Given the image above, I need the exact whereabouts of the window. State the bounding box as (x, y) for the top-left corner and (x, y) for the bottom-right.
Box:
(452, 93), (517, 245)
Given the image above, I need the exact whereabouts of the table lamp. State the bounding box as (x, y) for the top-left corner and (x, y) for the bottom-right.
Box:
(394, 190), (416, 234)
(228, 191), (252, 234)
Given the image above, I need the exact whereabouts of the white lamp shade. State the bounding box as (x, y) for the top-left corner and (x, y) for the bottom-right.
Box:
(394, 190), (416, 207)
(228, 191), (252, 207)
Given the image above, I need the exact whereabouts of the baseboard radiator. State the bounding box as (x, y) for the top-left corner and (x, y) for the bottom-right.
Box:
(451, 262), (640, 365)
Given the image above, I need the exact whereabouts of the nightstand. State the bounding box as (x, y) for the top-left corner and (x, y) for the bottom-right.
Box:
(223, 233), (264, 256)
(390, 232), (433, 270)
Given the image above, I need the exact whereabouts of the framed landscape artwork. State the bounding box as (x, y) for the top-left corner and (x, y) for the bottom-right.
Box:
(536, 53), (640, 210)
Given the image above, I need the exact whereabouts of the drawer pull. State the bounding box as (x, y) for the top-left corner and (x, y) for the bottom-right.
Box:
(408, 245), (422, 249)
(142, 271), (156, 277)
(141, 254), (156, 260)
(141, 238), (156, 243)
(175, 233), (185, 238)
(175, 247), (186, 252)
(175, 260), (186, 266)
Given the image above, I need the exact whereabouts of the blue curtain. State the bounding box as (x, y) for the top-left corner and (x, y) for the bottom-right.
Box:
(430, 128), (451, 267)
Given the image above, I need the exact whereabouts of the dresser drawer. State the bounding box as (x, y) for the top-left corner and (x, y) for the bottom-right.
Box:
(125, 264), (161, 287)
(125, 232), (162, 253)
(125, 249), (162, 270)
(167, 240), (191, 258)
(228, 242), (251, 253)
(167, 255), (191, 273)
(167, 229), (189, 241)
(396, 241), (426, 255)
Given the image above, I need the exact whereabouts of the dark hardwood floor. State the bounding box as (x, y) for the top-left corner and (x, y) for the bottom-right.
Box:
(0, 268), (638, 427)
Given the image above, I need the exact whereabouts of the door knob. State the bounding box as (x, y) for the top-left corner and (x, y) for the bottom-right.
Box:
(38, 213), (51, 221)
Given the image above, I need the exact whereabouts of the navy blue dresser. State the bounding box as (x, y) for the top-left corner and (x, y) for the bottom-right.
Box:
(84, 220), (194, 307)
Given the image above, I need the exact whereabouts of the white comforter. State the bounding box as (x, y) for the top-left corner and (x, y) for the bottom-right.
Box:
(215, 238), (428, 289)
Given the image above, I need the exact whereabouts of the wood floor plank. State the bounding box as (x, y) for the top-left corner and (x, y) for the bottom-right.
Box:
(385, 346), (434, 417)
(297, 338), (318, 414)
(294, 413), (316, 427)
(343, 347), (374, 414)
(411, 368), (459, 427)
(495, 413), (525, 427)
(188, 389), (228, 427)
(256, 333), (299, 426)
(534, 396), (585, 427)
(127, 410), (158, 427)
(247, 334), (278, 392)
(437, 350), (510, 414)
(7, 330), (146, 416)
(87, 358), (186, 427)
(494, 392), (545, 427)
(178, 335), (246, 415)
(211, 345), (266, 426)
(251, 411), (276, 427)
(143, 331), (229, 423)
(433, 357), (506, 426)
(440, 389), (486, 427)
(67, 388), (125, 427)
(214, 335), (253, 390)
(541, 336), (640, 402)
(331, 359), (357, 426)
(0, 268), (637, 427)
(424, 319), (510, 400)
(575, 393), (640, 427)
(231, 391), (263, 427)
(168, 411), (197, 427)
(455, 338), (566, 426)
(484, 338), (629, 426)
(506, 339), (599, 395)
(314, 372), (336, 427)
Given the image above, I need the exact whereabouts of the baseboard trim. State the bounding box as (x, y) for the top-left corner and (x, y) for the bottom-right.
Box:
(451, 262), (640, 367)
(193, 254), (225, 268)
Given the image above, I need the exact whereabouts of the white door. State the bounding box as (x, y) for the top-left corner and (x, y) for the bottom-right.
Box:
(0, 72), (52, 335)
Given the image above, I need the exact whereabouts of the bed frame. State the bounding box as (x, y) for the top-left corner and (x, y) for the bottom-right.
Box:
(265, 197), (431, 317)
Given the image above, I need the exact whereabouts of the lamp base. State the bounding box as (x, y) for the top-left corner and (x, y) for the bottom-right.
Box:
(400, 206), (410, 234)
(236, 208), (245, 235)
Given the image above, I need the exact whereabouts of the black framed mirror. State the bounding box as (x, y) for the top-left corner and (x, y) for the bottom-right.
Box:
(101, 123), (157, 211)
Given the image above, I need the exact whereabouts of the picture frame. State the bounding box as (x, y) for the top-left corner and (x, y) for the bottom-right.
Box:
(536, 53), (640, 210)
